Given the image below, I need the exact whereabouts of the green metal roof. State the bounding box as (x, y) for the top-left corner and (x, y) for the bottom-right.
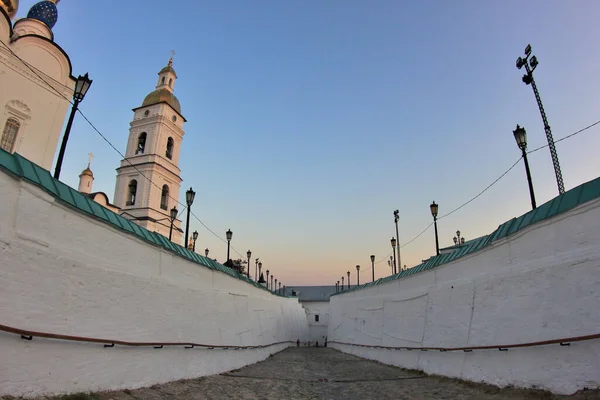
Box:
(334, 173), (600, 296)
(0, 150), (288, 297)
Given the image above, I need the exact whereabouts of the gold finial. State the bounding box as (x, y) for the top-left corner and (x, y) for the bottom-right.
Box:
(169, 49), (175, 66)
(87, 152), (93, 168)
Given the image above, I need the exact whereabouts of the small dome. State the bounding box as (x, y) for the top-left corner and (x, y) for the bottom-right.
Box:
(80, 167), (93, 178)
(159, 65), (177, 77)
(1, 0), (19, 19)
(27, 0), (58, 29)
(142, 88), (181, 114)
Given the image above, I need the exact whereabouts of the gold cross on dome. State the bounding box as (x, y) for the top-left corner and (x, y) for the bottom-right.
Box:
(170, 49), (176, 59)
(88, 152), (93, 166)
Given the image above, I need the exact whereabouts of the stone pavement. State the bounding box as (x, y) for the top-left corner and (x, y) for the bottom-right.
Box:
(14, 348), (599, 400)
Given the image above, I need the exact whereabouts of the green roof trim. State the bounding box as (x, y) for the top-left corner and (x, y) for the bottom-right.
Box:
(335, 174), (600, 296)
(0, 151), (289, 298)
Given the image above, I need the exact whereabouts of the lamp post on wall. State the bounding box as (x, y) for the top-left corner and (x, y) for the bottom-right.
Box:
(266, 269), (270, 289)
(279, 282), (282, 295)
(516, 44), (564, 195)
(168, 206), (178, 241)
(258, 262), (262, 282)
(245, 250), (251, 279)
(341, 276), (344, 291)
(271, 275), (274, 292)
(430, 201), (440, 256)
(255, 258), (259, 281)
(513, 124), (537, 210)
(274, 278), (278, 293)
(393, 210), (402, 272)
(356, 265), (360, 286)
(370, 255), (375, 282)
(184, 188), (195, 248)
(347, 270), (350, 288)
(54, 73), (93, 180)
(225, 229), (233, 264)
(204, 248), (209, 257)
(192, 230), (198, 252)
(390, 237), (397, 274)
(335, 282), (338, 293)
(453, 230), (465, 247)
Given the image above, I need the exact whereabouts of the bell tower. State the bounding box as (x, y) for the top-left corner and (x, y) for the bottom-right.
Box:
(113, 57), (186, 244)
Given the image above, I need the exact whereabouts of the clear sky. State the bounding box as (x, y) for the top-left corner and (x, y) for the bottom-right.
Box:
(17, 0), (600, 285)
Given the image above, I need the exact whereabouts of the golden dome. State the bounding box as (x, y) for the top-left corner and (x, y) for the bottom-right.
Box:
(1, 0), (18, 19)
(142, 88), (181, 114)
(79, 166), (93, 178)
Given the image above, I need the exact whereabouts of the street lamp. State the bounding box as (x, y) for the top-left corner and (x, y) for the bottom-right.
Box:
(393, 210), (402, 273)
(274, 278), (278, 293)
(266, 269), (270, 289)
(356, 265), (360, 286)
(390, 237), (397, 274)
(513, 124), (537, 210)
(54, 73), (93, 180)
(335, 282), (339, 293)
(337, 281), (340, 292)
(430, 201), (440, 256)
(246, 250), (251, 278)
(279, 282), (282, 294)
(258, 262), (262, 282)
(168, 206), (178, 241)
(453, 230), (466, 247)
(255, 258), (260, 281)
(271, 275), (274, 292)
(370, 255), (375, 282)
(341, 276), (344, 290)
(192, 230), (198, 252)
(226, 229), (233, 264)
(347, 270), (350, 288)
(185, 187), (195, 248)
(205, 248), (209, 257)
(516, 44), (564, 195)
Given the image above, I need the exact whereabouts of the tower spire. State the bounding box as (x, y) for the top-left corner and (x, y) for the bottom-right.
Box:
(169, 49), (175, 66)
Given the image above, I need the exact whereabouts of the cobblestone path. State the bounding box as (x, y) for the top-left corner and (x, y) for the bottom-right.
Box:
(16, 348), (599, 400)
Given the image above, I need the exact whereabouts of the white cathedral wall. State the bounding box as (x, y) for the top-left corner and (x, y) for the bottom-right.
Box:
(328, 198), (600, 395)
(0, 171), (309, 398)
(0, 34), (74, 170)
(301, 301), (330, 344)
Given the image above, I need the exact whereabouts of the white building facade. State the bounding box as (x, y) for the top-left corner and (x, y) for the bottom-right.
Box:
(113, 59), (185, 244)
(284, 286), (336, 345)
(0, 0), (76, 170)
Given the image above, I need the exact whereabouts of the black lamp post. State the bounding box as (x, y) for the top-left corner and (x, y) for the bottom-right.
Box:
(226, 229), (233, 264)
(347, 270), (350, 288)
(516, 44), (564, 195)
(258, 262), (262, 282)
(266, 269), (270, 289)
(54, 73), (93, 180)
(356, 265), (360, 286)
(279, 282), (282, 294)
(341, 276), (344, 291)
(185, 188), (195, 247)
(274, 278), (278, 293)
(390, 237), (397, 274)
(192, 230), (198, 252)
(337, 281), (340, 292)
(168, 206), (178, 241)
(430, 201), (440, 256)
(255, 258), (259, 281)
(393, 210), (402, 272)
(246, 250), (252, 278)
(205, 248), (209, 257)
(513, 124), (537, 210)
(335, 282), (338, 293)
(370, 255), (375, 282)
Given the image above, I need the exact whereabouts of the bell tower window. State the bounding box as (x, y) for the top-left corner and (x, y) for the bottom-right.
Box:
(160, 185), (169, 210)
(127, 180), (138, 206)
(169, 78), (173, 87)
(161, 77), (165, 85)
(1, 118), (20, 152)
(166, 137), (174, 159)
(136, 132), (147, 154)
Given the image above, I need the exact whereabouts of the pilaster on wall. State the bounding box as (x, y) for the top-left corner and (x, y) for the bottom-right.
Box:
(0, 169), (309, 398)
(328, 198), (600, 395)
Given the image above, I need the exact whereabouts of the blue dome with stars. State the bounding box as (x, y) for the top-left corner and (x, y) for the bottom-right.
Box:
(27, 0), (58, 29)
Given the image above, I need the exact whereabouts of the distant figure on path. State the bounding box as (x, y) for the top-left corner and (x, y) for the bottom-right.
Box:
(316, 341), (319, 347)
(296, 339), (300, 347)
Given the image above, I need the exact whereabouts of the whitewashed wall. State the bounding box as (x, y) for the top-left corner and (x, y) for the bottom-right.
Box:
(328, 197), (600, 395)
(0, 171), (309, 398)
(302, 301), (330, 344)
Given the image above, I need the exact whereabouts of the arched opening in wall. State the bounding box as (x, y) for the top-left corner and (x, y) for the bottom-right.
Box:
(127, 180), (137, 206)
(136, 132), (147, 154)
(160, 184), (169, 210)
(161, 77), (165, 85)
(169, 78), (173, 87)
(1, 117), (20, 152)
(166, 137), (174, 160)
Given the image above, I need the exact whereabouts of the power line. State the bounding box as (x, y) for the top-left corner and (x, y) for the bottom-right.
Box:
(527, 120), (600, 154)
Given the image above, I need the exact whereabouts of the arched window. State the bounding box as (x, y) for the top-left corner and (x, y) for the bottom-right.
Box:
(136, 132), (147, 154)
(1, 118), (20, 152)
(127, 180), (137, 206)
(166, 137), (174, 159)
(161, 77), (166, 85)
(160, 185), (169, 210)
(169, 78), (173, 87)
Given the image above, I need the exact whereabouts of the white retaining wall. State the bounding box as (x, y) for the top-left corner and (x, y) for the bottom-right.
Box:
(328, 198), (600, 395)
(0, 170), (309, 398)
